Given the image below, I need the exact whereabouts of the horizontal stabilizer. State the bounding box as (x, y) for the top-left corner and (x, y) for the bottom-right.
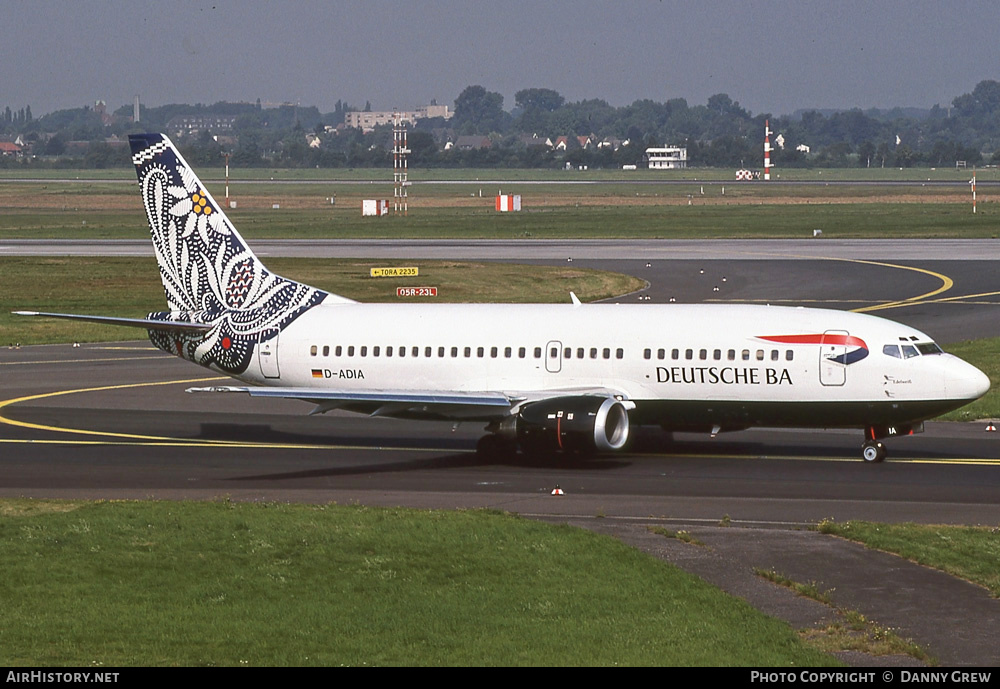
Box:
(13, 311), (213, 333)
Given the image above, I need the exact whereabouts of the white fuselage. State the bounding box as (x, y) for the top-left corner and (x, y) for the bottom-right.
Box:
(228, 302), (988, 430)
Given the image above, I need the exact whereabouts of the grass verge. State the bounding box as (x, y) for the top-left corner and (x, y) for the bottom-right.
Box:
(0, 499), (839, 667)
(817, 520), (1000, 597)
(2, 202), (997, 240)
(754, 567), (934, 663)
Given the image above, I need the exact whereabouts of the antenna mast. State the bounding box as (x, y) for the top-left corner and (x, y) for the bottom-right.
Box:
(393, 111), (409, 216)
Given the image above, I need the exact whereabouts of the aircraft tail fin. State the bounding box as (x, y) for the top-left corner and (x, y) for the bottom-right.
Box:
(128, 133), (352, 313)
(127, 133), (348, 374)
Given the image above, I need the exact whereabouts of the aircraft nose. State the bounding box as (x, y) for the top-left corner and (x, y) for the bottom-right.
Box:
(946, 356), (990, 401)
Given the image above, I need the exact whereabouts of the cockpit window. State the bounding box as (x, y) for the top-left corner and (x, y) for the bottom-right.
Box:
(901, 344), (920, 359)
(916, 343), (943, 355)
(882, 344), (901, 358)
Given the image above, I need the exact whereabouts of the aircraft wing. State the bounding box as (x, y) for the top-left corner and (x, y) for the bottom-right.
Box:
(187, 385), (515, 420)
(186, 385), (629, 421)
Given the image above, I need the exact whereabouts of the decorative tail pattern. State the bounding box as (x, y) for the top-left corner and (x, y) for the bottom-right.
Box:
(128, 133), (328, 374)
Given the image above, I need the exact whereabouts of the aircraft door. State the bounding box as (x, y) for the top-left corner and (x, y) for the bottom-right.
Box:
(257, 328), (281, 379)
(545, 340), (562, 373)
(819, 330), (847, 386)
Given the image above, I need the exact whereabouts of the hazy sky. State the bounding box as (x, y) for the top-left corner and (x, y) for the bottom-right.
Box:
(4, 0), (999, 118)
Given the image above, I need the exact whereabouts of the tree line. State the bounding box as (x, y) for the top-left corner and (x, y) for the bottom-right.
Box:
(3, 80), (1000, 169)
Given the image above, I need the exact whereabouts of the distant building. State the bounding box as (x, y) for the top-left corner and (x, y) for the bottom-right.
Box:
(598, 137), (626, 151)
(519, 133), (553, 148)
(645, 146), (687, 169)
(415, 104), (451, 120)
(94, 100), (114, 126)
(345, 104), (453, 133)
(454, 135), (491, 151)
(0, 141), (22, 157)
(167, 115), (239, 136)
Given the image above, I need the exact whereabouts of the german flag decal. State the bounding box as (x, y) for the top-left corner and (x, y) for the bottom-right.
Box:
(311, 369), (323, 378)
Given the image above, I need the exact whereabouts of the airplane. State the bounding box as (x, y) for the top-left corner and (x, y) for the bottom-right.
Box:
(15, 133), (991, 463)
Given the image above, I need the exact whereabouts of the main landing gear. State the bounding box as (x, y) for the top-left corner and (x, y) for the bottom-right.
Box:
(861, 440), (887, 463)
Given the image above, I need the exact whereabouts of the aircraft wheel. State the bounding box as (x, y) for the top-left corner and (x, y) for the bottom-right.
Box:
(861, 440), (886, 463)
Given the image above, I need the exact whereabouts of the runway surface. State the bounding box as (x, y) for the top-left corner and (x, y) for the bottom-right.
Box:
(5, 243), (1000, 664)
(6, 237), (1000, 261)
(4, 246), (1000, 520)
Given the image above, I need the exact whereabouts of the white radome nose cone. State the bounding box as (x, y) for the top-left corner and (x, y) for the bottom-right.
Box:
(947, 356), (990, 401)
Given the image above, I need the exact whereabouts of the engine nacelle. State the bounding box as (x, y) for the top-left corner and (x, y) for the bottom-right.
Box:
(514, 396), (634, 453)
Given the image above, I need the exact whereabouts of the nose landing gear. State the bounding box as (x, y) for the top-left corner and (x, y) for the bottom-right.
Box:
(861, 440), (886, 463)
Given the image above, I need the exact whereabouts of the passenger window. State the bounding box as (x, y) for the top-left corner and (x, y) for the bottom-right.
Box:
(335, 345), (342, 357)
(713, 349), (721, 360)
(590, 348), (598, 359)
(756, 350), (764, 361)
(519, 347), (526, 358)
(491, 347), (498, 358)
(671, 348), (679, 360)
(883, 345), (901, 359)
(728, 349), (735, 361)
(438, 346), (445, 357)
(347, 346), (355, 357)
(399, 346), (406, 358)
(741, 349), (750, 361)
(771, 350), (779, 361)
(505, 347), (512, 358)
(685, 349), (693, 360)
(564, 347), (572, 359)
(386, 346), (392, 357)
(785, 350), (793, 361)
(603, 348), (611, 359)
(534, 347), (542, 358)
(477, 347), (484, 358)
(310, 345), (317, 356)
(465, 347), (472, 358)
(657, 348), (665, 360)
(425, 347), (432, 357)
(373, 346), (380, 357)
(699, 349), (707, 360)
(360, 346), (367, 357)
(644, 348), (651, 360)
(616, 348), (624, 359)
(451, 346), (458, 357)
(322, 345), (329, 357)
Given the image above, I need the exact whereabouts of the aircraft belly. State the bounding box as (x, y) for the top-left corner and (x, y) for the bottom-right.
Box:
(633, 397), (966, 431)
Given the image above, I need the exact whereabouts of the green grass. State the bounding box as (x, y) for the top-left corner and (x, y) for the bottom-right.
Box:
(0, 256), (644, 345)
(0, 499), (840, 667)
(1, 169), (995, 241)
(817, 520), (1000, 598)
(753, 567), (933, 662)
(3, 203), (996, 241)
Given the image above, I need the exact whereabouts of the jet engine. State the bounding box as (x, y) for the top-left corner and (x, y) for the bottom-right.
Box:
(513, 396), (635, 454)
